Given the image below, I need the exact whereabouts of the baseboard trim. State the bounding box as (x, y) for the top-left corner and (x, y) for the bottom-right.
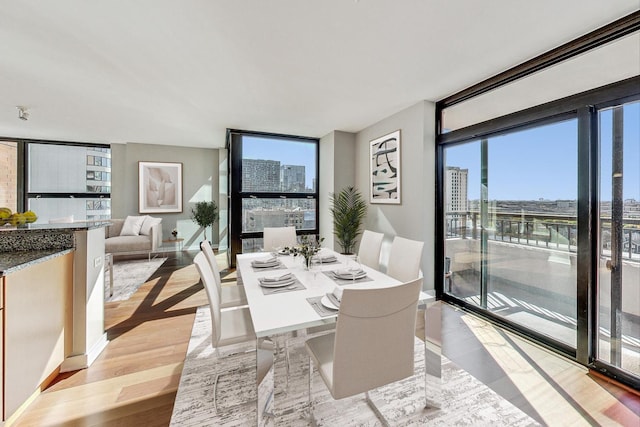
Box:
(60, 333), (109, 373)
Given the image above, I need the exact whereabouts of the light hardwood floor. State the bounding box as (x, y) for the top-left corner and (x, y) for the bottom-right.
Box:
(12, 251), (640, 426)
(13, 251), (207, 427)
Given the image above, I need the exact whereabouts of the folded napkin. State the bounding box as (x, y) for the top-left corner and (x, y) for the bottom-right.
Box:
(334, 268), (366, 279)
(252, 256), (278, 265)
(319, 254), (337, 262)
(326, 286), (343, 308)
(259, 273), (293, 283)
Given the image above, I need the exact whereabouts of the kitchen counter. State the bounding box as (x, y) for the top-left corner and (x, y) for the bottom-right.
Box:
(0, 221), (109, 423)
(0, 248), (74, 276)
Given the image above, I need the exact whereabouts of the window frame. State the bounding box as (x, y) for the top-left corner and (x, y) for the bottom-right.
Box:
(0, 138), (111, 217)
(227, 129), (320, 267)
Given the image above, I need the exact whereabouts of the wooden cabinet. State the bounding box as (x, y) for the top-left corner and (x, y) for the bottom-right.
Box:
(2, 252), (73, 422)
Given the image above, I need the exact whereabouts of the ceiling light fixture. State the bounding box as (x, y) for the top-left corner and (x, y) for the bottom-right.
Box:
(17, 106), (29, 121)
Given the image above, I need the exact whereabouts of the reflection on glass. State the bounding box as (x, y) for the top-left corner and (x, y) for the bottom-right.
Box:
(597, 101), (640, 376)
(28, 197), (111, 223)
(242, 198), (316, 233)
(444, 119), (578, 348)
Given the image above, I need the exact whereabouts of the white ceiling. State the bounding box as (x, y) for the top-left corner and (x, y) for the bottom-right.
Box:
(1, 1), (638, 148)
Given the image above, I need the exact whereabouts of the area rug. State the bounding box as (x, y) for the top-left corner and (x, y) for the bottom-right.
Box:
(105, 257), (167, 302)
(170, 306), (540, 426)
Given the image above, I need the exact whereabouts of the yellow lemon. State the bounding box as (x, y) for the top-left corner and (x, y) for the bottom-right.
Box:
(9, 213), (26, 226)
(23, 210), (37, 223)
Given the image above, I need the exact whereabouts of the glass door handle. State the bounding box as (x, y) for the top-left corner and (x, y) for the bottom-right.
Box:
(605, 259), (615, 271)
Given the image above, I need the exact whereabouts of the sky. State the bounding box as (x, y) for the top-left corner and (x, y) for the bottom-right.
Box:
(242, 136), (316, 187)
(241, 102), (639, 202)
(445, 102), (639, 202)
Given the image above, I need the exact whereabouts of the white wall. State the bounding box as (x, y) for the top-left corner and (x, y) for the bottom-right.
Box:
(319, 130), (356, 252)
(353, 100), (436, 289)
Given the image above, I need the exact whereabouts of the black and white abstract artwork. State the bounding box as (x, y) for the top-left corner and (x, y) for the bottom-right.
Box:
(370, 130), (401, 204)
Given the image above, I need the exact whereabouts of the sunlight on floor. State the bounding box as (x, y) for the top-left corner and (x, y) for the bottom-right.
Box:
(460, 314), (637, 426)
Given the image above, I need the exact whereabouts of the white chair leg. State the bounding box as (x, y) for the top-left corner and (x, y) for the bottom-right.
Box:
(365, 391), (390, 427)
(307, 357), (318, 426)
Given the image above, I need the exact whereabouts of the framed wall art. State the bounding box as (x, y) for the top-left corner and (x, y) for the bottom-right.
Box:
(370, 130), (401, 204)
(138, 161), (183, 213)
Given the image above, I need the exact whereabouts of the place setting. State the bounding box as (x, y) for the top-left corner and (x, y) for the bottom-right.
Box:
(258, 272), (306, 295)
(323, 267), (373, 285)
(250, 255), (285, 271)
(314, 252), (339, 265)
(307, 286), (342, 317)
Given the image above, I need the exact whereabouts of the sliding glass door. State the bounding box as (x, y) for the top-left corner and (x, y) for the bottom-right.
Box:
(597, 100), (640, 378)
(444, 118), (579, 350)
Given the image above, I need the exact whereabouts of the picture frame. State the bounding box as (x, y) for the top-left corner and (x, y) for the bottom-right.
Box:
(138, 161), (183, 213)
(370, 130), (401, 204)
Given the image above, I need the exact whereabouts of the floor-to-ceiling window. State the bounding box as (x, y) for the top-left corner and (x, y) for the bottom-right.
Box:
(435, 13), (639, 389)
(444, 118), (579, 350)
(228, 130), (319, 267)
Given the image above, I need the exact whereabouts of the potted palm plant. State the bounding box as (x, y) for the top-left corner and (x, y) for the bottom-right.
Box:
(191, 201), (219, 247)
(330, 186), (367, 254)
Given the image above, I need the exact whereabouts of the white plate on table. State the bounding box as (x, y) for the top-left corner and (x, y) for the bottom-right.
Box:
(333, 271), (366, 280)
(259, 279), (295, 288)
(252, 261), (280, 268)
(320, 295), (339, 310)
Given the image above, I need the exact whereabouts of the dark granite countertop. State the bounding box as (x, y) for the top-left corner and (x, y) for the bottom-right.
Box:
(0, 248), (75, 276)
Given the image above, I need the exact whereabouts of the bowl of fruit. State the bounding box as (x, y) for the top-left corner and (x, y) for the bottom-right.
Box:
(0, 208), (37, 226)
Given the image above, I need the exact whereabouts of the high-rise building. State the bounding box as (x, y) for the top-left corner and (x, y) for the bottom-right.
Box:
(280, 164), (306, 192)
(446, 166), (468, 213)
(242, 159), (281, 192)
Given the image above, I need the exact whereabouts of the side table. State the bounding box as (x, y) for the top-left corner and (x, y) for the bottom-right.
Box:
(162, 238), (185, 259)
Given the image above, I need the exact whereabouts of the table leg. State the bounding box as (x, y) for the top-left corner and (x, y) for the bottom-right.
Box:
(423, 300), (442, 409)
(257, 332), (309, 426)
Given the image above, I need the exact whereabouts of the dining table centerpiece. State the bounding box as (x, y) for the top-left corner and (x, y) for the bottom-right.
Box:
(285, 234), (324, 270)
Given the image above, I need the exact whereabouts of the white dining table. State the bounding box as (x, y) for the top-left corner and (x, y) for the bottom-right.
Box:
(236, 249), (441, 426)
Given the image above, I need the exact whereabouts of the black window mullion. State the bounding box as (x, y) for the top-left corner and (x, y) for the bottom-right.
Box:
(576, 105), (597, 365)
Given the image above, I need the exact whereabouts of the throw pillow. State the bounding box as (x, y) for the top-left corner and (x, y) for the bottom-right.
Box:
(140, 216), (162, 236)
(120, 215), (145, 236)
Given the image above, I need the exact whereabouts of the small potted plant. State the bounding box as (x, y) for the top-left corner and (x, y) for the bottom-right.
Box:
(329, 186), (367, 254)
(191, 201), (218, 247)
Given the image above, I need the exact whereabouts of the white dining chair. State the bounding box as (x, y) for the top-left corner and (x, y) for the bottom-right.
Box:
(193, 252), (272, 412)
(263, 226), (297, 252)
(305, 278), (423, 425)
(386, 236), (424, 283)
(201, 240), (247, 308)
(357, 230), (384, 270)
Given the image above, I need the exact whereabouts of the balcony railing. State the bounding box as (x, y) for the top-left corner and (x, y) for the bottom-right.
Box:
(446, 211), (640, 262)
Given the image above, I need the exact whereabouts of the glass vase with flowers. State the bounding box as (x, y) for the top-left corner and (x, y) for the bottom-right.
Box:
(285, 234), (324, 270)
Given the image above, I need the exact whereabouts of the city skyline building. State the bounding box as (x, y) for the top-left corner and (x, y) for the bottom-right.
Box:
(446, 166), (468, 213)
(280, 164), (306, 192)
